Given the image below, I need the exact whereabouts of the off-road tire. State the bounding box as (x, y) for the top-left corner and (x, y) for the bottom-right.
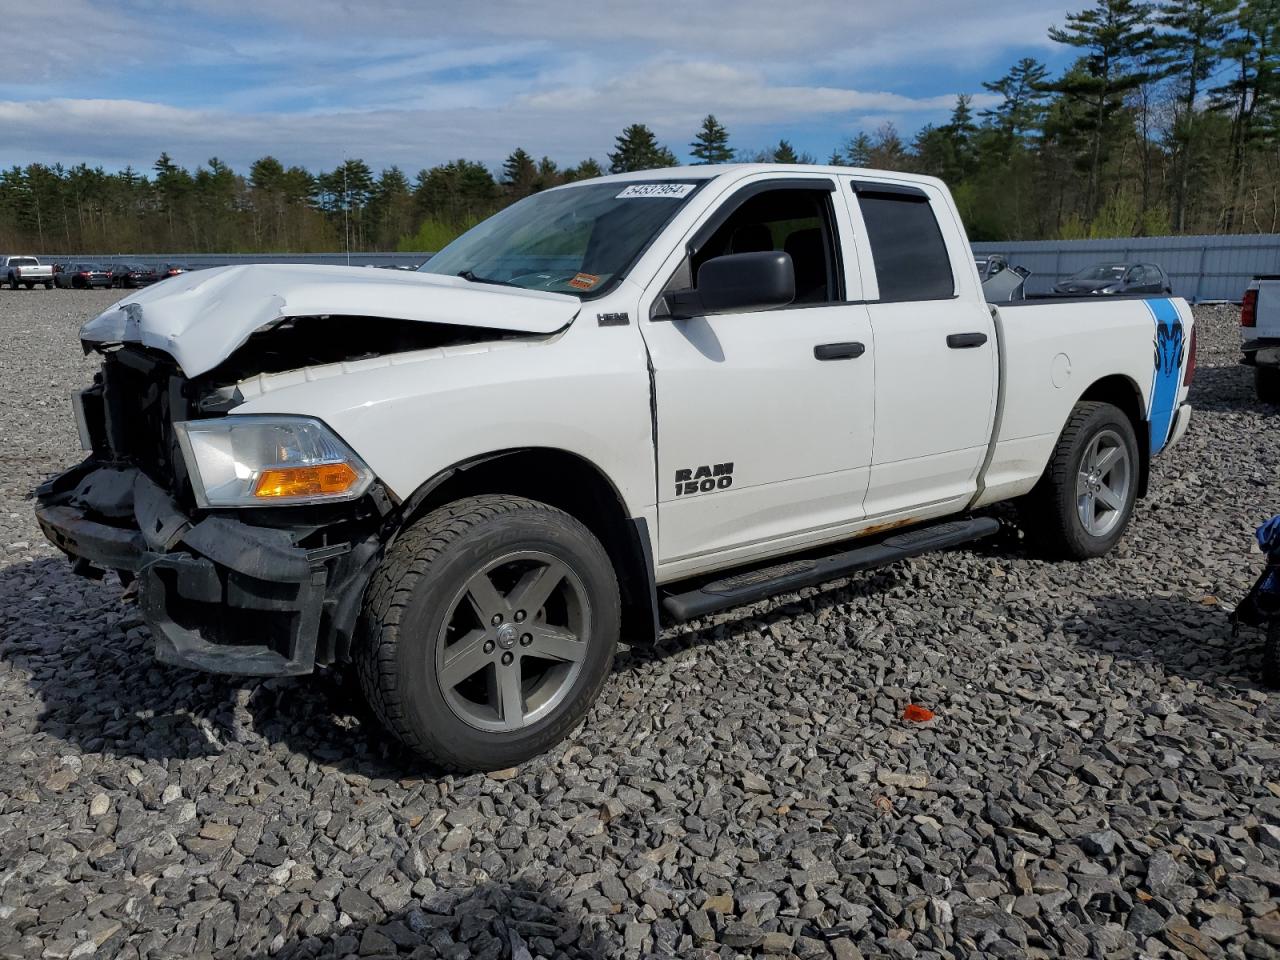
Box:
(356, 495), (619, 770)
(1020, 401), (1139, 559)
(1265, 620), (1280, 688)
(1256, 367), (1280, 405)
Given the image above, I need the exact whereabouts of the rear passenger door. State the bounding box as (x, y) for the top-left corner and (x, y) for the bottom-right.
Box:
(845, 179), (998, 519)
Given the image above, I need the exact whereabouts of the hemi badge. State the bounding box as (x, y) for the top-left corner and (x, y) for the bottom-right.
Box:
(597, 312), (629, 327)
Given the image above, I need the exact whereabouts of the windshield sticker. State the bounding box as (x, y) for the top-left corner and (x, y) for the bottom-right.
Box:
(616, 183), (697, 199)
(569, 272), (601, 290)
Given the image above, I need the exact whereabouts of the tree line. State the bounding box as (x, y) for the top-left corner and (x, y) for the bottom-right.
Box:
(1, 0), (1277, 254)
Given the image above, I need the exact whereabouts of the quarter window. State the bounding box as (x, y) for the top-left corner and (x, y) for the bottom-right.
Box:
(856, 188), (954, 301)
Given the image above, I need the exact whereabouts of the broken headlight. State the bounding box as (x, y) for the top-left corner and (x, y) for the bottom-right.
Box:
(175, 415), (374, 508)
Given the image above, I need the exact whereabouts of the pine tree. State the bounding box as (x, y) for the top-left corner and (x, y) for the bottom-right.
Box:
(501, 148), (537, 196)
(562, 158), (605, 182)
(690, 115), (733, 164)
(608, 124), (678, 173)
(981, 58), (1052, 153)
(840, 133), (873, 167)
(772, 139), (800, 163)
(1048, 0), (1157, 216)
(1209, 0), (1280, 227)
(1152, 0), (1236, 229)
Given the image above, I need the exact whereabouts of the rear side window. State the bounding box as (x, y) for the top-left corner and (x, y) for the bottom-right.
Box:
(855, 187), (954, 301)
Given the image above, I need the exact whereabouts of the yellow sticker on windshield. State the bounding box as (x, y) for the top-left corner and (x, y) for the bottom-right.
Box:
(569, 272), (600, 290)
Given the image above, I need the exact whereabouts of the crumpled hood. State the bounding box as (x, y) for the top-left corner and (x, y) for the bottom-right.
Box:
(80, 263), (581, 377)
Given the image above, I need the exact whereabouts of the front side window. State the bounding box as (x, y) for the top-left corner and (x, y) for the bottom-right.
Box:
(688, 188), (841, 304)
(421, 180), (707, 299)
(855, 187), (954, 301)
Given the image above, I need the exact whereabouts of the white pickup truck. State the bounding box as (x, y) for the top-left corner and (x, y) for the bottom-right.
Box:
(2, 255), (54, 289)
(36, 165), (1195, 769)
(1242, 276), (1280, 402)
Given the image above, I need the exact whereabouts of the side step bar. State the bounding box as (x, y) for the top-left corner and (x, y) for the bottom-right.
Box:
(661, 516), (1001, 622)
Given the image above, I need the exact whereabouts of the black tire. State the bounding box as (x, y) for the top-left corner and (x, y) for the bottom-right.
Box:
(23, 282), (33, 289)
(1020, 401), (1140, 560)
(43, 283), (52, 290)
(1257, 367), (1280, 405)
(356, 494), (619, 770)
(1265, 621), (1280, 688)
(6, 274), (15, 290)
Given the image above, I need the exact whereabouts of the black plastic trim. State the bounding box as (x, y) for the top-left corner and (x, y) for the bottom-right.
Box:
(687, 177), (837, 253)
(814, 341), (866, 360)
(1000, 293), (1179, 307)
(850, 180), (929, 200)
(662, 516), (1000, 622)
(625, 517), (661, 645)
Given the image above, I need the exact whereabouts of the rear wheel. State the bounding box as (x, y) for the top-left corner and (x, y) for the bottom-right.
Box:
(1257, 367), (1280, 405)
(357, 495), (619, 770)
(1020, 401), (1139, 559)
(6, 274), (16, 290)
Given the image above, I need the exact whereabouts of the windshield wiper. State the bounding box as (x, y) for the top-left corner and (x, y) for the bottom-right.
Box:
(457, 269), (519, 288)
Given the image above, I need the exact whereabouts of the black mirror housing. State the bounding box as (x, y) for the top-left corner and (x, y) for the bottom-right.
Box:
(667, 251), (795, 319)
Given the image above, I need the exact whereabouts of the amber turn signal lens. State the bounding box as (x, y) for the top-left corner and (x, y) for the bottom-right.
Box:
(253, 462), (359, 499)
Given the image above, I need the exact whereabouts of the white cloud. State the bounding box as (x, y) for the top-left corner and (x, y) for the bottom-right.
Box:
(0, 0), (1073, 171)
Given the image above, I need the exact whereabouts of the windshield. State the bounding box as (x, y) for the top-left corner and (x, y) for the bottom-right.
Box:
(1071, 264), (1126, 281)
(420, 179), (707, 297)
(11, 257), (38, 266)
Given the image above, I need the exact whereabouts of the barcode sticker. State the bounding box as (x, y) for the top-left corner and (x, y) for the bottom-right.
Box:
(616, 183), (697, 199)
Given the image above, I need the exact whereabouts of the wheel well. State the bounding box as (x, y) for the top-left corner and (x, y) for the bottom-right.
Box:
(398, 449), (658, 645)
(1078, 375), (1150, 497)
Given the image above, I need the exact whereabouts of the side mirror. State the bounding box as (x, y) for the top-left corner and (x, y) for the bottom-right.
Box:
(665, 251), (795, 319)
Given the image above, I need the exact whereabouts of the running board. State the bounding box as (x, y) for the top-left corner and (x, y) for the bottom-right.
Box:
(661, 516), (1001, 622)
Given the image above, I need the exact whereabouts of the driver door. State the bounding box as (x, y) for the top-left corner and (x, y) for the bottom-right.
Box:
(640, 179), (875, 574)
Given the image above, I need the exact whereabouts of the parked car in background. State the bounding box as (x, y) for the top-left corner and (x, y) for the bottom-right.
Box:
(156, 263), (190, 280)
(55, 263), (113, 289)
(2, 255), (54, 289)
(1242, 276), (1280, 403)
(975, 254), (1030, 303)
(1053, 262), (1171, 296)
(111, 262), (158, 288)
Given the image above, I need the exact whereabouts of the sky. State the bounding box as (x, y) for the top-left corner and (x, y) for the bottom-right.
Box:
(0, 0), (1082, 177)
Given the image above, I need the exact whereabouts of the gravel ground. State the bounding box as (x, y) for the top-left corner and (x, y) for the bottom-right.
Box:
(1, 288), (1278, 960)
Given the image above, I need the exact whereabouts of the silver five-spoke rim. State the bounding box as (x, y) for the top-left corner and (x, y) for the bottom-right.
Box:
(435, 550), (590, 733)
(1077, 429), (1131, 538)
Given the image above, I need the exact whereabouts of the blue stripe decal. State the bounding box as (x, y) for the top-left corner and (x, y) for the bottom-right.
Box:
(1145, 297), (1184, 456)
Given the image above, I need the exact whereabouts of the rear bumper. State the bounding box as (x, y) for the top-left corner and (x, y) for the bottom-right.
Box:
(1165, 402), (1193, 451)
(1242, 339), (1280, 367)
(35, 462), (381, 676)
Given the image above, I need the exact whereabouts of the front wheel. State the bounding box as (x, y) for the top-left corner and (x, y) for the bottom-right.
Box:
(1020, 401), (1140, 559)
(357, 495), (619, 770)
(1257, 367), (1280, 405)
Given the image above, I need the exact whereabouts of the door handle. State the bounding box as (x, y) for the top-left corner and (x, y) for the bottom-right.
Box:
(947, 332), (988, 349)
(814, 341), (866, 361)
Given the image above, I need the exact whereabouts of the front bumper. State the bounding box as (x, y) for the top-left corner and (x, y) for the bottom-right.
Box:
(35, 462), (380, 676)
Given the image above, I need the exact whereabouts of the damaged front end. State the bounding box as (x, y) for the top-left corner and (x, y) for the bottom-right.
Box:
(36, 341), (391, 677)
